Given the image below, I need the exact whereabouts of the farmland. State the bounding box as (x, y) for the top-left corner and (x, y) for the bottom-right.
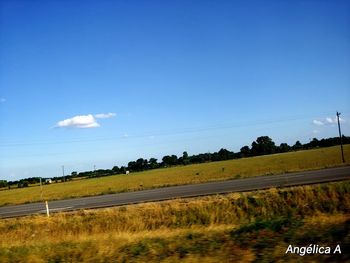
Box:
(0, 181), (349, 262)
(0, 145), (349, 206)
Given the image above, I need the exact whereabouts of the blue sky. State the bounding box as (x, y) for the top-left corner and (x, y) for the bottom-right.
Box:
(1, 0), (349, 181)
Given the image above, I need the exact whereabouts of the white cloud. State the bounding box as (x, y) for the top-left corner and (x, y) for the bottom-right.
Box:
(326, 116), (345, 124)
(94, 113), (116, 119)
(0, 97), (5, 103)
(326, 117), (335, 124)
(313, 120), (324, 126)
(56, 114), (100, 128)
(55, 112), (116, 129)
(313, 116), (346, 127)
(312, 129), (320, 134)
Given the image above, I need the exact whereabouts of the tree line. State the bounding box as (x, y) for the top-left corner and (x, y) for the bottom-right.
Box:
(2, 135), (349, 189)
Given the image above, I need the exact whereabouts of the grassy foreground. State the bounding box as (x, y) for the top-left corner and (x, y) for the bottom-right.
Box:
(1, 145), (349, 206)
(0, 181), (349, 262)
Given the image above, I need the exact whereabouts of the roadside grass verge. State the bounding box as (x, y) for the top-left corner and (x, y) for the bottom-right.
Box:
(0, 181), (349, 262)
(0, 145), (349, 206)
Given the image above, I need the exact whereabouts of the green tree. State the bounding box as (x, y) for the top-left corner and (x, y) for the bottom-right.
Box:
(127, 161), (137, 171)
(112, 166), (120, 173)
(293, 140), (302, 150)
(182, 151), (190, 165)
(251, 136), (276, 156)
(0, 180), (7, 188)
(135, 158), (148, 171)
(240, 146), (250, 157)
(279, 143), (290, 153)
(218, 148), (234, 160)
(149, 158), (158, 169)
(162, 155), (172, 167)
(162, 155), (178, 166)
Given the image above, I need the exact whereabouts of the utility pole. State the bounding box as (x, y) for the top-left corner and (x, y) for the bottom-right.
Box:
(39, 177), (43, 200)
(62, 165), (65, 181)
(336, 111), (345, 163)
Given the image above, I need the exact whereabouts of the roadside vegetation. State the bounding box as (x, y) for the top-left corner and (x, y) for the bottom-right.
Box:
(0, 181), (349, 262)
(0, 145), (349, 206)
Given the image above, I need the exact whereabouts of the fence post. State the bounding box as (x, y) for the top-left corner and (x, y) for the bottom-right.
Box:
(45, 201), (50, 217)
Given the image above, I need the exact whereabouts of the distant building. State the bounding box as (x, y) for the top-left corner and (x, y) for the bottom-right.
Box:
(45, 179), (52, 184)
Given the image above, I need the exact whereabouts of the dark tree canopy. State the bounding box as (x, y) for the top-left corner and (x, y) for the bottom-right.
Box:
(278, 143), (291, 153)
(240, 146), (250, 157)
(251, 136), (276, 156)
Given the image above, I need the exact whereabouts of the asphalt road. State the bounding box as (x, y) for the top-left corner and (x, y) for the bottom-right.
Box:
(1, 166), (349, 218)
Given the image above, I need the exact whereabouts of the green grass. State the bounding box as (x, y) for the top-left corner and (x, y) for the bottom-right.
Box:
(0, 181), (349, 262)
(0, 145), (349, 206)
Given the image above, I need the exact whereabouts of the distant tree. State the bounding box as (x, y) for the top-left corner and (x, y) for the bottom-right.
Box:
(162, 155), (178, 166)
(309, 138), (319, 148)
(190, 154), (205, 163)
(218, 148), (232, 160)
(183, 151), (188, 159)
(127, 161), (137, 171)
(170, 155), (178, 165)
(279, 143), (290, 153)
(182, 151), (190, 165)
(71, 171), (78, 177)
(293, 140), (302, 150)
(240, 146), (250, 157)
(0, 180), (7, 188)
(149, 158), (158, 169)
(134, 158), (148, 171)
(211, 152), (220, 162)
(204, 152), (212, 162)
(342, 135), (350, 144)
(162, 155), (171, 167)
(18, 180), (29, 188)
(251, 136), (276, 156)
(112, 166), (120, 174)
(119, 166), (127, 174)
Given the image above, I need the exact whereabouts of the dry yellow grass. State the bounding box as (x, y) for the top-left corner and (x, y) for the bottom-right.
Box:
(0, 145), (349, 206)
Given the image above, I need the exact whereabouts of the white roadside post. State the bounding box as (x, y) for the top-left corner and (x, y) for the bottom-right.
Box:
(45, 201), (50, 217)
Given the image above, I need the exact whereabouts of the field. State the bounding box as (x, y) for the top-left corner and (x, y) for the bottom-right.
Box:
(0, 145), (349, 206)
(0, 181), (349, 262)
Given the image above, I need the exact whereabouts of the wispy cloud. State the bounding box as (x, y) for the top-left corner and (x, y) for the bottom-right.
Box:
(56, 114), (100, 128)
(313, 116), (345, 126)
(325, 116), (345, 124)
(94, 113), (116, 119)
(0, 97), (6, 103)
(312, 120), (324, 126)
(325, 117), (334, 124)
(312, 129), (320, 134)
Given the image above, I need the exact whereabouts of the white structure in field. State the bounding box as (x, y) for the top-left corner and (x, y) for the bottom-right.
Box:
(45, 178), (52, 184)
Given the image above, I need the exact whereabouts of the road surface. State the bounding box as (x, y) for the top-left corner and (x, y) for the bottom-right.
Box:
(0, 166), (349, 218)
